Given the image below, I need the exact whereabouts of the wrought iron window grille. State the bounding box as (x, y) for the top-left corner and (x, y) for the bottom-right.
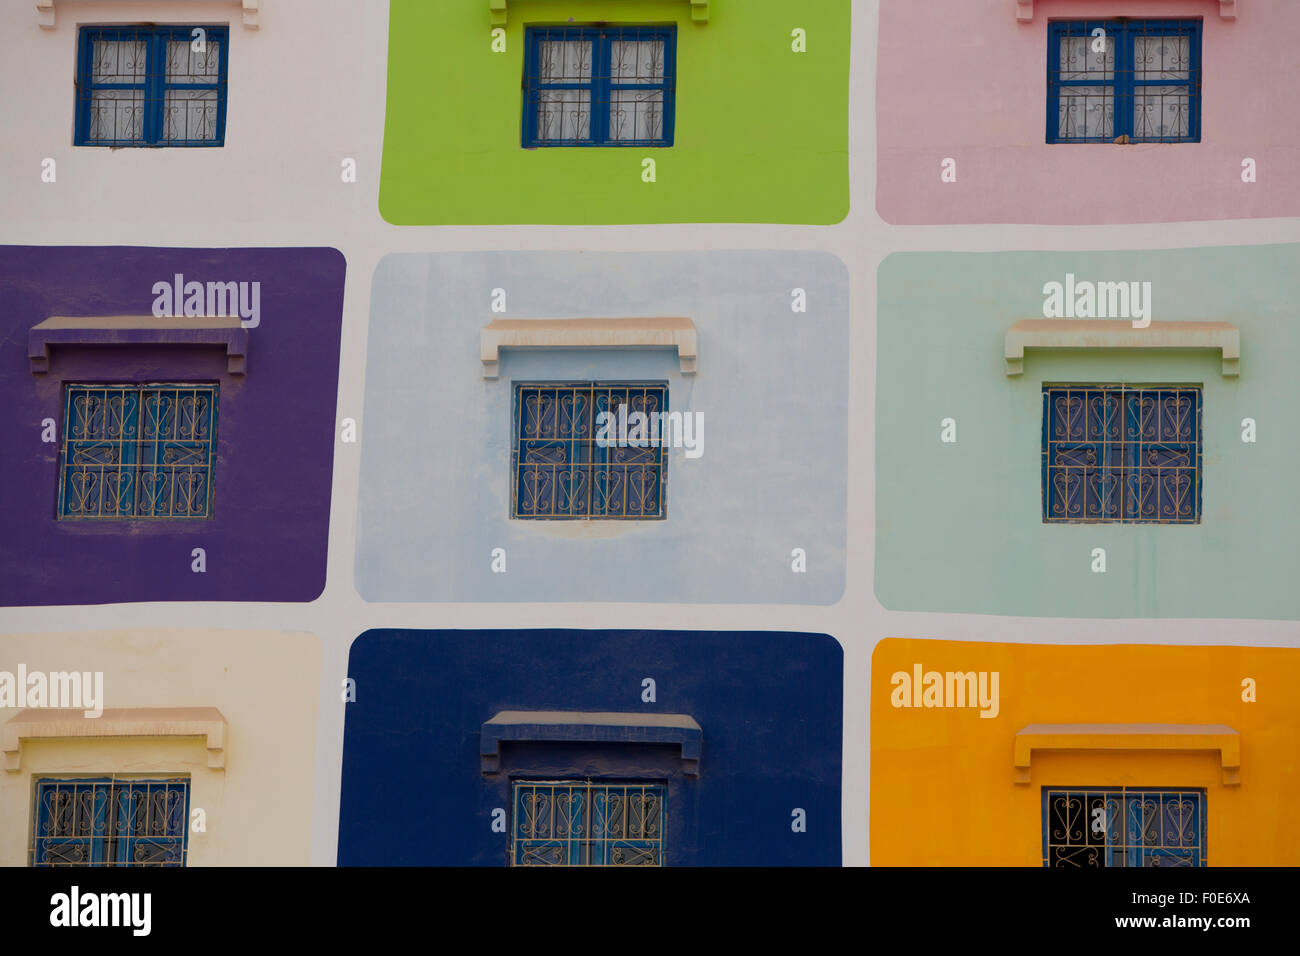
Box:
(523, 25), (677, 147)
(58, 383), (219, 520)
(31, 777), (190, 867)
(512, 382), (667, 520)
(511, 780), (666, 866)
(1043, 787), (1206, 867)
(74, 25), (229, 146)
(1041, 384), (1202, 524)
(1048, 19), (1202, 144)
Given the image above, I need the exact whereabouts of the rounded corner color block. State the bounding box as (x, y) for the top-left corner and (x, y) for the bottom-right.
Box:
(0, 246), (345, 607)
(0, 628), (320, 866)
(338, 628), (844, 866)
(876, 0), (1300, 225)
(869, 636), (903, 673)
(869, 639), (1300, 866)
(874, 244), (1300, 620)
(356, 250), (849, 605)
(379, 0), (850, 225)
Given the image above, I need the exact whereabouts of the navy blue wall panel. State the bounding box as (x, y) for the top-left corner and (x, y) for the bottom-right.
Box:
(337, 629), (843, 866)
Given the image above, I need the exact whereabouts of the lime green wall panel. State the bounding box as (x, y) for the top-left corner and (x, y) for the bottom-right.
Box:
(379, 0), (850, 224)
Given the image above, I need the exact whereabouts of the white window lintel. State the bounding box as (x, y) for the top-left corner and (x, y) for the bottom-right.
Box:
(1017, 0), (1235, 21)
(481, 317), (698, 379)
(490, 0), (707, 26)
(37, 0), (260, 30)
(1014, 723), (1241, 785)
(3, 707), (228, 771)
(1005, 319), (1240, 377)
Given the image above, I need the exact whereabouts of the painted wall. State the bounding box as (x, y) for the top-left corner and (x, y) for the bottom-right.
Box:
(356, 250), (848, 604)
(378, 0), (850, 224)
(870, 638), (1300, 866)
(0, 246), (345, 606)
(875, 245), (1300, 619)
(0, 1), (377, 227)
(0, 630), (320, 867)
(337, 629), (843, 866)
(876, 0), (1300, 224)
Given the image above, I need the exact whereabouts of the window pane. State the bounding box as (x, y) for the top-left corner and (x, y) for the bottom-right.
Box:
(91, 37), (147, 83)
(1044, 388), (1123, 519)
(88, 90), (147, 142)
(1044, 385), (1200, 524)
(536, 90), (591, 142)
(165, 38), (222, 84)
(593, 385), (664, 517)
(1134, 35), (1191, 81)
(514, 383), (665, 519)
(1044, 788), (1204, 868)
(63, 387), (137, 517)
(610, 37), (666, 82)
(162, 89), (221, 141)
(1125, 389), (1198, 520)
(138, 387), (217, 517)
(32, 779), (189, 867)
(1058, 35), (1114, 81)
(513, 782), (664, 866)
(60, 385), (217, 520)
(1057, 86), (1114, 140)
(77, 27), (227, 146)
(538, 39), (593, 82)
(113, 783), (188, 865)
(609, 90), (664, 142)
(516, 386), (594, 517)
(1133, 87), (1192, 139)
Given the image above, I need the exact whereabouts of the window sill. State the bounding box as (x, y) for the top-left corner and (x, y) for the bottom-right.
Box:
(482, 317), (697, 378)
(3, 707), (228, 772)
(1045, 138), (1202, 146)
(1017, 0), (1235, 21)
(511, 517), (667, 526)
(1013, 723), (1240, 785)
(1005, 320), (1239, 377)
(480, 710), (702, 776)
(73, 142), (227, 149)
(522, 142), (674, 149)
(37, 0), (259, 30)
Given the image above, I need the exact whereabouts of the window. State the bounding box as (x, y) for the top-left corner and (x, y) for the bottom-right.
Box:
(31, 778), (190, 866)
(512, 382), (667, 519)
(1043, 787), (1205, 867)
(523, 26), (676, 147)
(512, 781), (665, 866)
(1041, 385), (1201, 523)
(58, 384), (219, 520)
(1048, 20), (1201, 143)
(75, 25), (228, 146)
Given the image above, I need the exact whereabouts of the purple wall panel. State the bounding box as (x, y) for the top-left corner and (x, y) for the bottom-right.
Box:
(0, 246), (345, 605)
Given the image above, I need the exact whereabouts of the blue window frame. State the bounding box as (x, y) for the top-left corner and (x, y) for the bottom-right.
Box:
(31, 778), (190, 866)
(75, 25), (228, 146)
(1041, 384), (1201, 523)
(523, 26), (676, 147)
(1043, 787), (1206, 867)
(1048, 19), (1201, 143)
(59, 383), (219, 520)
(512, 780), (665, 866)
(512, 382), (667, 519)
